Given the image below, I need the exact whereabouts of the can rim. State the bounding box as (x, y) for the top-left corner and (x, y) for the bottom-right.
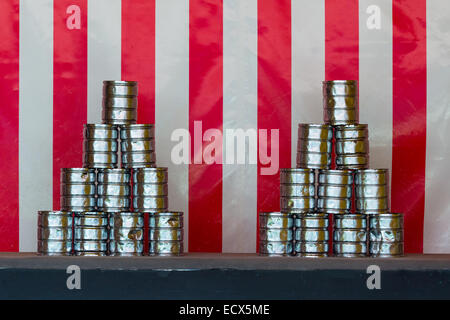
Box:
(103, 80), (138, 86)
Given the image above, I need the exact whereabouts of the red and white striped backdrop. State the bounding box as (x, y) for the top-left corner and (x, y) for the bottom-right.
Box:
(0, 0), (448, 253)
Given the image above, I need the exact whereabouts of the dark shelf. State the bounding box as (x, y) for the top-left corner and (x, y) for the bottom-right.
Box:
(0, 253), (449, 299)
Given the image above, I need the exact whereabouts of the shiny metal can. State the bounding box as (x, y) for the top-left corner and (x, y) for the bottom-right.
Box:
(323, 80), (358, 96)
(259, 212), (293, 228)
(317, 185), (352, 198)
(295, 228), (329, 241)
(333, 229), (367, 242)
(294, 241), (329, 256)
(280, 196), (315, 213)
(334, 214), (367, 229)
(109, 212), (144, 228)
(317, 198), (351, 213)
(38, 227), (73, 241)
(103, 80), (138, 96)
(258, 240), (293, 256)
(369, 242), (404, 257)
(120, 124), (154, 139)
(38, 211), (73, 228)
(148, 240), (184, 256)
(122, 151), (156, 168)
(369, 213), (403, 229)
(133, 183), (168, 197)
(133, 196), (168, 211)
(74, 227), (109, 241)
(280, 184), (315, 197)
(73, 240), (108, 254)
(298, 123), (333, 140)
(109, 240), (143, 256)
(38, 240), (73, 256)
(295, 213), (329, 228)
(102, 107), (137, 125)
(120, 124), (156, 168)
(74, 212), (108, 227)
(333, 242), (367, 257)
(355, 169), (389, 185)
(323, 80), (359, 125)
(97, 196), (131, 212)
(297, 138), (332, 153)
(149, 227), (183, 241)
(83, 124), (119, 168)
(369, 228), (403, 242)
(149, 212), (184, 228)
(280, 168), (315, 184)
(97, 169), (131, 212)
(296, 151), (331, 169)
(334, 125), (369, 169)
(60, 168), (96, 183)
(133, 167), (168, 184)
(60, 196), (96, 212)
(110, 227), (144, 241)
(323, 108), (358, 126)
(259, 228), (293, 241)
(355, 198), (389, 214)
(318, 169), (353, 185)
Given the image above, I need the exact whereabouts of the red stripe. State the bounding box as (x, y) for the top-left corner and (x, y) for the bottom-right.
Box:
(0, 0), (19, 251)
(257, 0), (291, 250)
(53, 0), (88, 210)
(121, 0), (155, 124)
(392, 0), (426, 253)
(325, 1), (359, 171)
(189, 0), (223, 252)
(325, 0), (359, 80)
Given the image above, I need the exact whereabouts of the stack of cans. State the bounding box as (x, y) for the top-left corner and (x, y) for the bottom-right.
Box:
(37, 211), (73, 256)
(355, 169), (389, 215)
(296, 124), (333, 169)
(133, 167), (168, 212)
(259, 212), (294, 256)
(369, 213), (404, 257)
(109, 212), (144, 256)
(333, 214), (367, 257)
(120, 124), (156, 168)
(294, 213), (329, 257)
(323, 80), (358, 125)
(280, 168), (315, 215)
(149, 212), (184, 256)
(335, 124), (369, 169)
(97, 169), (131, 212)
(60, 168), (96, 212)
(74, 212), (109, 256)
(83, 124), (119, 169)
(317, 169), (353, 214)
(102, 81), (138, 125)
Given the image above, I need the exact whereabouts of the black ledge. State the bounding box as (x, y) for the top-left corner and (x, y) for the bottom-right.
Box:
(0, 253), (449, 300)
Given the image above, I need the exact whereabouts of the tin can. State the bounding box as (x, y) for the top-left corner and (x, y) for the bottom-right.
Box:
(149, 212), (184, 228)
(259, 212), (293, 229)
(97, 169), (131, 212)
(259, 241), (293, 256)
(149, 227), (183, 241)
(148, 240), (184, 256)
(323, 80), (359, 125)
(295, 213), (329, 228)
(83, 124), (119, 168)
(333, 242), (367, 257)
(355, 169), (390, 214)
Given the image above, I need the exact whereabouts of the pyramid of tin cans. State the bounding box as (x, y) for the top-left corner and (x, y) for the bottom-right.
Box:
(37, 80), (183, 256)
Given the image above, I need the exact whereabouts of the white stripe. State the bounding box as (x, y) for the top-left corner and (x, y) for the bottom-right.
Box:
(87, 0), (121, 123)
(291, 0), (325, 167)
(19, 0), (53, 252)
(424, 0), (450, 253)
(222, 0), (258, 253)
(359, 0), (393, 192)
(155, 0), (190, 250)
